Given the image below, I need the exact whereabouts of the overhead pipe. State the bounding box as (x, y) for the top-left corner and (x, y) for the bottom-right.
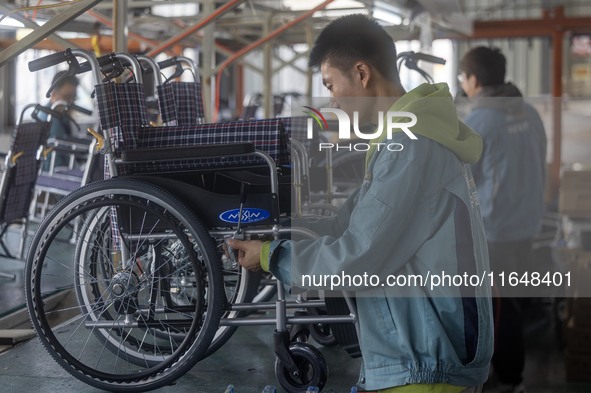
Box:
(213, 0), (336, 120)
(147, 0), (244, 57)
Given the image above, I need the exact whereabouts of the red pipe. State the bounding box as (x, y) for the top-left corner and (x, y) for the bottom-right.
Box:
(147, 0), (243, 57)
(213, 0), (336, 121)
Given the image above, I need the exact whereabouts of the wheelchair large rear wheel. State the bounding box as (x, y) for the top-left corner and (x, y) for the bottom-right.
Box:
(25, 179), (224, 392)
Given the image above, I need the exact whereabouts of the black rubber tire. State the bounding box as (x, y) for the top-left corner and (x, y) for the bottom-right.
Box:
(25, 178), (224, 392)
(274, 343), (328, 393)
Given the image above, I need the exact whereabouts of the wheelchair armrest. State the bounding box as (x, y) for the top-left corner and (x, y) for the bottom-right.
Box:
(120, 143), (256, 163)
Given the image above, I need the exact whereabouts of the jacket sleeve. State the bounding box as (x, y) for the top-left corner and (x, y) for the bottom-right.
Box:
(291, 187), (360, 237)
(267, 146), (430, 290)
(465, 111), (496, 188)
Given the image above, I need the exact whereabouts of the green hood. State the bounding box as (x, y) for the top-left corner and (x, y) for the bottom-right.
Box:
(366, 82), (482, 168)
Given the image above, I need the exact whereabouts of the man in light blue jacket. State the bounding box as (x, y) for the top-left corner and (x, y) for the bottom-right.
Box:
(460, 47), (547, 393)
(229, 14), (493, 393)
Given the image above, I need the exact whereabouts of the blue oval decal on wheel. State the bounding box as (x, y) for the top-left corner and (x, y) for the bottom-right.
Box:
(219, 208), (271, 224)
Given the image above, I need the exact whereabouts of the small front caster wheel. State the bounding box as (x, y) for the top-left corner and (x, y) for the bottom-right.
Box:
(274, 342), (328, 393)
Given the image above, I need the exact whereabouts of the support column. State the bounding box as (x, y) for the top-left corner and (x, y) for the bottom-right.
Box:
(202, 0), (215, 122)
(0, 60), (16, 129)
(235, 63), (244, 118)
(305, 21), (314, 100)
(113, 0), (128, 52)
(550, 28), (564, 202)
(263, 15), (273, 118)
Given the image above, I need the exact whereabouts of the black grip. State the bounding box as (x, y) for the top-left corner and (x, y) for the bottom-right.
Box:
(97, 53), (116, 67)
(158, 57), (177, 70)
(29, 50), (70, 72)
(78, 54), (119, 75)
(77, 61), (92, 74)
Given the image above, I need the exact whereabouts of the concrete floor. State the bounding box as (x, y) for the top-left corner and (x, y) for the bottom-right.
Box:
(0, 322), (363, 393)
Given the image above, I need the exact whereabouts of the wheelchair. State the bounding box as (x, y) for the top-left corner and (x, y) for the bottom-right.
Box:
(24, 49), (359, 393)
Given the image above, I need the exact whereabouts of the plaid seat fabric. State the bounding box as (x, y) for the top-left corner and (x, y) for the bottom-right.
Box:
(94, 82), (287, 174)
(2, 121), (49, 223)
(121, 119), (289, 174)
(95, 83), (150, 154)
(157, 82), (205, 126)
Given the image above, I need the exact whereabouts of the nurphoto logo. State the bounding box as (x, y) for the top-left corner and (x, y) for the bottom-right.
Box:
(304, 106), (418, 152)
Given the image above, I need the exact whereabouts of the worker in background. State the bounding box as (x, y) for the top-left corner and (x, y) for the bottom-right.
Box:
(38, 70), (80, 169)
(229, 14), (493, 393)
(459, 46), (547, 393)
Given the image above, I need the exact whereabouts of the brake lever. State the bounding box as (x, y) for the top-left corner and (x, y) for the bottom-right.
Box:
(224, 184), (249, 267)
(103, 60), (126, 81)
(45, 56), (81, 99)
(163, 62), (185, 84)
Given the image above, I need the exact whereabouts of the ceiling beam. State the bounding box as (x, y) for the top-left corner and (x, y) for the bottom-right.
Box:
(0, 0), (102, 68)
(0, 3), (79, 50)
(450, 12), (591, 39)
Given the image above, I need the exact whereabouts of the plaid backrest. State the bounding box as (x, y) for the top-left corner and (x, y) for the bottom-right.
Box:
(172, 82), (204, 125)
(95, 83), (150, 153)
(156, 84), (177, 126)
(1, 121), (49, 223)
(12, 121), (49, 186)
(280, 116), (308, 142)
(157, 82), (205, 126)
(118, 118), (288, 174)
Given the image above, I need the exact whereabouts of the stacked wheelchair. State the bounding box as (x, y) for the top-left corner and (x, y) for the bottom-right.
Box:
(24, 49), (360, 393)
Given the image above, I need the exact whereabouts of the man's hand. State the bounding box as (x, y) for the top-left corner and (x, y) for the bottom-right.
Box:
(226, 239), (264, 271)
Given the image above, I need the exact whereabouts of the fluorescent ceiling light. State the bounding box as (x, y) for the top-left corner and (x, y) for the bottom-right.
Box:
(283, 0), (366, 11)
(152, 3), (198, 17)
(373, 9), (403, 24)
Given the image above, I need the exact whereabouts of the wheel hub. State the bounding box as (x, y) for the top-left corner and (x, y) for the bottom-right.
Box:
(110, 271), (139, 314)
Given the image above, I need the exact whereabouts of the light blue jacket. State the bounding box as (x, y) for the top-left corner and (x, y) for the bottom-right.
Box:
(464, 83), (547, 242)
(267, 84), (494, 390)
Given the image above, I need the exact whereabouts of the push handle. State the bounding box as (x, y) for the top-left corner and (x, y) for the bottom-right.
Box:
(28, 49), (72, 72)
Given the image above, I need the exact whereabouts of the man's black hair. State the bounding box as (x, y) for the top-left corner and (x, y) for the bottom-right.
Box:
(460, 46), (506, 86)
(51, 70), (80, 90)
(309, 14), (399, 83)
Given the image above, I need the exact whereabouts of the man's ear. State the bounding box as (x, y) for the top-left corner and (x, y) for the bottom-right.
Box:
(468, 74), (479, 88)
(354, 62), (372, 89)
